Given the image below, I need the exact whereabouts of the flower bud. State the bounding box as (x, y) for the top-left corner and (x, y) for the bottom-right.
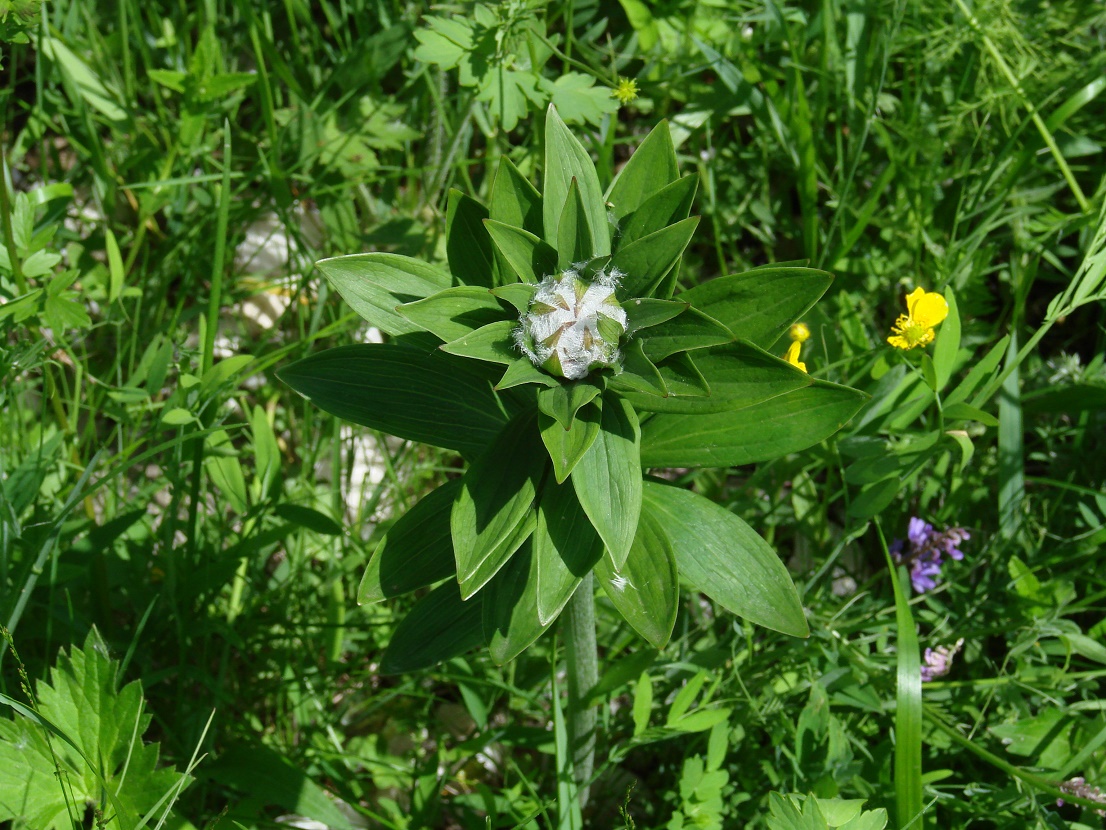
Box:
(514, 267), (627, 380)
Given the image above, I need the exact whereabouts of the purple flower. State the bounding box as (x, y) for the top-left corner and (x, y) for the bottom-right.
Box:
(890, 517), (970, 593)
(920, 638), (964, 682)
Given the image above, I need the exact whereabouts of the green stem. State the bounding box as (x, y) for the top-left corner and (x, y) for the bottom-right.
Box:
(0, 147), (26, 294)
(564, 573), (598, 808)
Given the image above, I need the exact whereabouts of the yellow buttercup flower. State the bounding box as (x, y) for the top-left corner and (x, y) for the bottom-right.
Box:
(613, 77), (639, 105)
(887, 287), (948, 350)
(784, 340), (807, 373)
(789, 322), (811, 343)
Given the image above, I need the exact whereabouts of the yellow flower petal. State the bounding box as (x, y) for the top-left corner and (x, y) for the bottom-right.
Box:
(908, 290), (948, 328)
(789, 322), (811, 343)
(784, 340), (808, 373)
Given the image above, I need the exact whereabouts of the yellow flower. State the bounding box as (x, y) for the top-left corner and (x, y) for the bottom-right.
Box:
(887, 287), (948, 350)
(613, 77), (639, 105)
(784, 340), (807, 373)
(789, 322), (811, 343)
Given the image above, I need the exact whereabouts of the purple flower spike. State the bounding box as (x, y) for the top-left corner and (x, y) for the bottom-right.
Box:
(908, 517), (934, 547)
(893, 516), (971, 593)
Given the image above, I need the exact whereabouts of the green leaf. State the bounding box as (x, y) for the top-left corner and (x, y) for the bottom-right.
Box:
(618, 174), (699, 247)
(482, 541), (555, 664)
(533, 474), (605, 625)
(380, 581), (485, 674)
(397, 286), (510, 343)
(477, 66), (542, 132)
(497, 357), (560, 390)
(639, 305), (733, 362)
(0, 629), (188, 829)
(278, 344), (508, 457)
(542, 72), (619, 127)
(490, 157), (543, 237)
(446, 189), (495, 288)
(537, 380), (603, 430)
(543, 104), (610, 256)
(540, 404), (602, 483)
(642, 481), (808, 637)
(452, 412), (545, 598)
(620, 341), (810, 414)
(316, 253), (451, 336)
(572, 395), (642, 568)
(943, 402), (999, 427)
(490, 281), (538, 313)
(41, 36), (128, 122)
(558, 178), (596, 268)
(484, 219), (558, 283)
(595, 508), (679, 648)
(359, 480), (461, 604)
(640, 379), (867, 467)
(205, 429), (249, 514)
(610, 338), (668, 397)
(677, 267), (833, 349)
(624, 298), (689, 334)
(611, 216), (700, 297)
(606, 120), (679, 224)
(932, 287), (961, 392)
(654, 353), (711, 397)
(439, 320), (518, 366)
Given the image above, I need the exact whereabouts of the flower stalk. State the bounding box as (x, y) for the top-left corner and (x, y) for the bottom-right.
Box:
(562, 573), (598, 807)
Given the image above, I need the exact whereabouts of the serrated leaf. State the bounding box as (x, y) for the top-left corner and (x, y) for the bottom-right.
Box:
(640, 378), (867, 467)
(316, 253), (451, 336)
(484, 220), (558, 283)
(397, 286), (510, 343)
(278, 344), (508, 457)
(533, 474), (605, 624)
(572, 394), (641, 568)
(606, 120), (679, 224)
(611, 216), (699, 297)
(542, 72), (619, 126)
(643, 481), (808, 637)
(596, 509), (678, 648)
(452, 412), (545, 598)
(544, 104), (610, 256)
(477, 66), (542, 132)
(380, 582), (485, 674)
(359, 480), (461, 604)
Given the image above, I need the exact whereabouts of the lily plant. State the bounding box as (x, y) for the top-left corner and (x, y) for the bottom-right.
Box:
(279, 104), (866, 800)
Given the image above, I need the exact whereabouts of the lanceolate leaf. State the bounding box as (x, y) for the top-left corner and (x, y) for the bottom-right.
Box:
(610, 338), (668, 397)
(358, 479), (461, 604)
(618, 174), (699, 247)
(316, 253), (451, 336)
(640, 379), (868, 467)
(640, 306), (734, 362)
(595, 508), (679, 648)
(278, 344), (507, 457)
(484, 219), (558, 283)
(453, 411), (546, 599)
(498, 357), (561, 390)
(490, 156), (543, 236)
(624, 298), (689, 335)
(544, 104), (610, 256)
(621, 341), (810, 414)
(482, 541), (555, 665)
(397, 286), (511, 343)
(533, 474), (605, 625)
(558, 178), (595, 268)
(606, 120), (679, 224)
(537, 380), (603, 430)
(540, 404), (602, 483)
(446, 189), (495, 288)
(439, 320), (518, 365)
(677, 267), (833, 349)
(642, 481), (808, 637)
(380, 581), (485, 674)
(612, 216), (700, 297)
(491, 281), (538, 313)
(572, 394), (642, 568)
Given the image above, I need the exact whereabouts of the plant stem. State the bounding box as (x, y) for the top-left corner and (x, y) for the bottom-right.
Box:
(563, 572), (598, 808)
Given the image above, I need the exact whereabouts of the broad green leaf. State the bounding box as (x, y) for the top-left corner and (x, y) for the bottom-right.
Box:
(542, 72), (619, 127)
(477, 66), (541, 132)
(483, 542), (554, 665)
(0, 630), (187, 830)
(618, 174), (699, 247)
(620, 341), (810, 414)
(41, 36), (128, 121)
(642, 481), (808, 637)
(640, 306), (733, 362)
(497, 357), (560, 390)
(606, 120), (679, 223)
(453, 412), (545, 598)
(943, 402), (999, 427)
(278, 344), (507, 457)
(484, 219), (558, 283)
(316, 253), (451, 336)
(543, 104), (610, 256)
(624, 298), (689, 334)
(358, 480), (461, 604)
(640, 378), (867, 467)
(537, 380), (603, 430)
(446, 189), (495, 288)
(490, 156), (543, 236)
(397, 286), (510, 343)
(533, 474), (605, 624)
(596, 508), (679, 648)
(654, 352), (711, 397)
(380, 582), (485, 674)
(540, 404), (602, 483)
(490, 281), (538, 313)
(572, 395), (641, 568)
(439, 320), (518, 365)
(205, 429), (249, 514)
(558, 178), (595, 268)
(612, 216), (700, 297)
(610, 339), (668, 396)
(932, 287), (961, 392)
(677, 267), (833, 349)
